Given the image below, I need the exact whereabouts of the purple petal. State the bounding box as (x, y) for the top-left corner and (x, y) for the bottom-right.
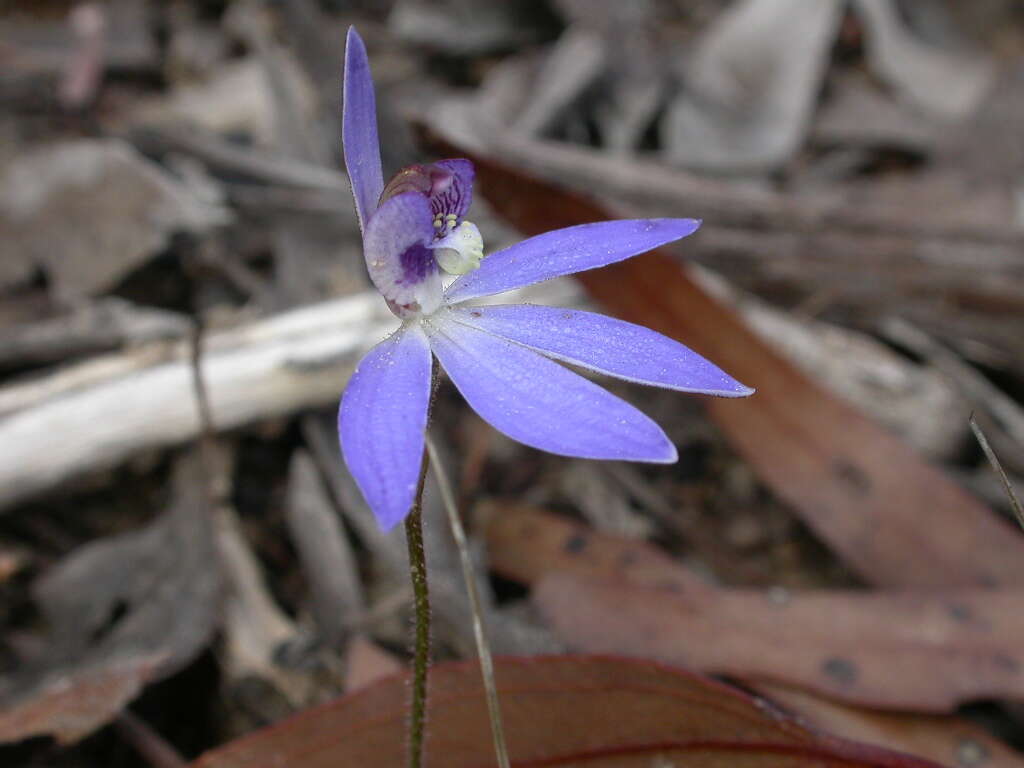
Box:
(444, 218), (701, 304)
(338, 326), (432, 531)
(364, 191), (442, 315)
(343, 27), (384, 233)
(425, 312), (676, 463)
(430, 159), (474, 221)
(447, 304), (753, 397)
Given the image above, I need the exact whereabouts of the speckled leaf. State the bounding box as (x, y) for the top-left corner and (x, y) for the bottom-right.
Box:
(488, 505), (1024, 712)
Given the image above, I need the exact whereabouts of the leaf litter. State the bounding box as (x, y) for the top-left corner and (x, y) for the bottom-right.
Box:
(2, 0), (1024, 764)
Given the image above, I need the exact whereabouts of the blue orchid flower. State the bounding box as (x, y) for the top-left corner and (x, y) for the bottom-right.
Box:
(338, 27), (753, 532)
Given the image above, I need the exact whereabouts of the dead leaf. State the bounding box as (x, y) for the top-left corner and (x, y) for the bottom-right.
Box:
(537, 572), (1024, 711)
(512, 28), (607, 137)
(0, 451), (221, 745)
(447, 141), (1024, 589)
(0, 139), (226, 299)
(939, 64), (1024, 188)
(552, 0), (670, 154)
(342, 636), (403, 693)
(662, 0), (843, 171)
(559, 463), (654, 538)
(190, 655), (943, 768)
(217, 500), (308, 709)
(762, 682), (1024, 768)
(483, 500), (703, 591)
(695, 267), (970, 461)
(813, 73), (940, 153)
(489, 505), (1024, 710)
(133, 56), (317, 148)
(488, 505), (1024, 757)
(285, 450), (363, 649)
(854, 0), (993, 119)
(0, 654), (166, 745)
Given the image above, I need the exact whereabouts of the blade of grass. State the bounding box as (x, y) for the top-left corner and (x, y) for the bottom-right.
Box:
(970, 413), (1024, 531)
(425, 434), (510, 768)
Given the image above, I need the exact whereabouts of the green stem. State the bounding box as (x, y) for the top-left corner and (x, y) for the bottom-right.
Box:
(404, 455), (431, 768)
(425, 435), (510, 768)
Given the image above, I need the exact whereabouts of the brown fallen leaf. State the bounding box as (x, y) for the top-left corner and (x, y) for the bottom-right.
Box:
(190, 655), (943, 768)
(482, 499), (709, 592)
(342, 635), (403, 693)
(537, 572), (1024, 711)
(487, 505), (1024, 760)
(761, 682), (1024, 768)
(489, 505), (1024, 711)
(494, 504), (1024, 710)
(0, 654), (166, 745)
(0, 138), (225, 298)
(0, 451), (221, 745)
(448, 142), (1024, 589)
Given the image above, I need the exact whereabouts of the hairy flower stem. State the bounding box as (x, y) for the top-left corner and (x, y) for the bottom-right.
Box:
(404, 454), (431, 768)
(425, 435), (511, 768)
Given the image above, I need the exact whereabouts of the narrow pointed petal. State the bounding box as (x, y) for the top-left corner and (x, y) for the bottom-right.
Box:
(364, 191), (442, 315)
(338, 325), (432, 531)
(444, 218), (701, 303)
(343, 26), (384, 232)
(448, 304), (753, 397)
(425, 313), (676, 463)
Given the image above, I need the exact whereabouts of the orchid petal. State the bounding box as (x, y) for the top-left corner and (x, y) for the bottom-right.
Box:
(338, 326), (432, 531)
(343, 26), (384, 233)
(444, 218), (701, 303)
(447, 304), (753, 397)
(425, 312), (676, 463)
(364, 191), (442, 315)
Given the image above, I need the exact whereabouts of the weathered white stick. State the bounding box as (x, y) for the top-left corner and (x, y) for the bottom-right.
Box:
(0, 292), (394, 512)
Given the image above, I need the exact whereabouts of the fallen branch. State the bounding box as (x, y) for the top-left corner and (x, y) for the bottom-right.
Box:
(0, 299), (189, 371)
(0, 292), (394, 512)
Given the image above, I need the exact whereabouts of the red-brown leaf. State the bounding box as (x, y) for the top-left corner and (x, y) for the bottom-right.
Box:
(190, 655), (942, 768)
(489, 504), (1024, 710)
(537, 572), (1024, 711)
(0, 653), (165, 745)
(760, 682), (1024, 768)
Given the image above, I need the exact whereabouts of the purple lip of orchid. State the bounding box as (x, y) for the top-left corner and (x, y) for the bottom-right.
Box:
(365, 158), (479, 317)
(338, 26), (754, 532)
